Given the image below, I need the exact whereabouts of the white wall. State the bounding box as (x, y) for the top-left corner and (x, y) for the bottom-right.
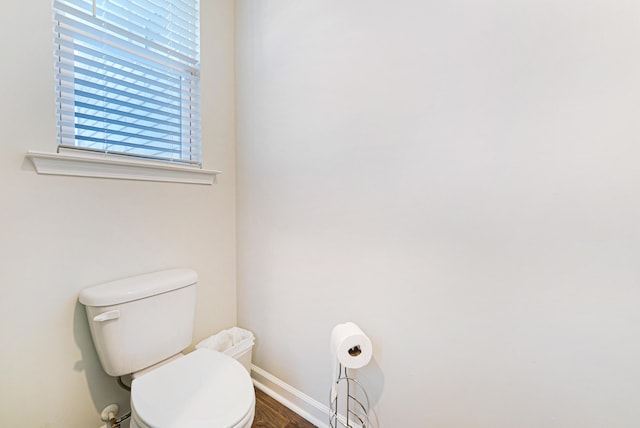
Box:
(236, 1), (640, 427)
(0, 1), (236, 427)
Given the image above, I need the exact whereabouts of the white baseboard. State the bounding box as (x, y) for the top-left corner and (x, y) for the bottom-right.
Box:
(251, 364), (330, 428)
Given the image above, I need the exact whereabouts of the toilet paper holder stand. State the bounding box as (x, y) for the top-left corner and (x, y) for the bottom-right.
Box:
(330, 363), (370, 428)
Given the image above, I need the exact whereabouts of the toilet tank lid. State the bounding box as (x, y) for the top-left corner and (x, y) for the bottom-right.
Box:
(79, 269), (198, 307)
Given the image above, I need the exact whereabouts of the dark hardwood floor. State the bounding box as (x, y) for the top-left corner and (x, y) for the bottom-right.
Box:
(252, 388), (317, 428)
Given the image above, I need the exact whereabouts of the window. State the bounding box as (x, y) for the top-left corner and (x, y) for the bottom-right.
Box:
(53, 0), (201, 166)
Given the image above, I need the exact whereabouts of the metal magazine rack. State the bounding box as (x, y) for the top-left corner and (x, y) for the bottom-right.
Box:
(330, 363), (371, 428)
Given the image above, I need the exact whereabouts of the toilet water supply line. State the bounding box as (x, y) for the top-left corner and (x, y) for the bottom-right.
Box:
(101, 376), (131, 427)
(102, 377), (130, 427)
(106, 411), (130, 428)
(101, 403), (131, 428)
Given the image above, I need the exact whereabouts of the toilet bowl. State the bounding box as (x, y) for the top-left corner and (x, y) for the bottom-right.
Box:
(129, 349), (255, 428)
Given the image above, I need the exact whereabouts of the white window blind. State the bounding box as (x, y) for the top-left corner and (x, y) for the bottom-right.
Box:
(53, 0), (201, 165)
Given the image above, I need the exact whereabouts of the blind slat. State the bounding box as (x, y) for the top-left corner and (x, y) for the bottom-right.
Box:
(73, 135), (183, 155)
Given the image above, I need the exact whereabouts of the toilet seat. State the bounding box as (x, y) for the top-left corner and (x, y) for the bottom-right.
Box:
(131, 348), (255, 428)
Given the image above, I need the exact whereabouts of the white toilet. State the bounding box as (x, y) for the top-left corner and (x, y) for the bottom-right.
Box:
(79, 269), (255, 428)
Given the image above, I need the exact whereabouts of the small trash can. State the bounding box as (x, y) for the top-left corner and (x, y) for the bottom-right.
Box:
(196, 327), (255, 373)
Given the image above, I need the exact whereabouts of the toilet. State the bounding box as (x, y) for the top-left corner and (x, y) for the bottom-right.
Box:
(79, 269), (255, 428)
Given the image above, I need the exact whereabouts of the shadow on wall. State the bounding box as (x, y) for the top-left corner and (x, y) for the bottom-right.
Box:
(358, 357), (385, 428)
(335, 357), (385, 428)
(73, 301), (130, 418)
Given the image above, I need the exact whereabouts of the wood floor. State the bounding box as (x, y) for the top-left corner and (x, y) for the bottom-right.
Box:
(252, 387), (317, 428)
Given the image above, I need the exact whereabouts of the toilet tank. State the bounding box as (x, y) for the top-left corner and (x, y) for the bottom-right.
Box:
(79, 269), (198, 377)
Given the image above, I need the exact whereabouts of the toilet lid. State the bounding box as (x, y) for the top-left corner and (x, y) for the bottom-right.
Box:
(131, 348), (255, 428)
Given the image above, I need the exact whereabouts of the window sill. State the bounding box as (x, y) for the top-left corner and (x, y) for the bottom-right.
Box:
(25, 150), (219, 185)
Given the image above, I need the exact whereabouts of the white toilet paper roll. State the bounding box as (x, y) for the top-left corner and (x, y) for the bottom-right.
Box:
(330, 322), (373, 403)
(330, 322), (373, 369)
